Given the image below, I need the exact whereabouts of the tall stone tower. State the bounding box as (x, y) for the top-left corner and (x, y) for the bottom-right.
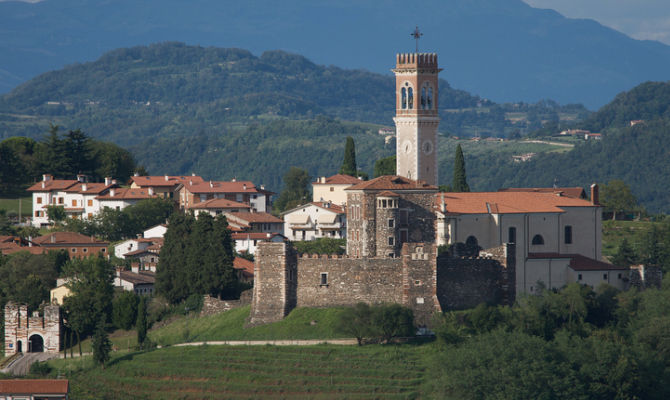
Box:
(393, 53), (441, 186)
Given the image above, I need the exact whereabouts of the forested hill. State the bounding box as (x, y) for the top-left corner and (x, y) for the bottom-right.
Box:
(0, 42), (483, 129)
(463, 81), (670, 213)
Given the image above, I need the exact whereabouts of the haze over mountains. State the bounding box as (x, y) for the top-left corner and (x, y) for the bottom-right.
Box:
(2, 0), (670, 108)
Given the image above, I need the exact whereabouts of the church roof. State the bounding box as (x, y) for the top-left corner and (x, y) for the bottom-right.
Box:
(528, 253), (627, 271)
(498, 187), (587, 199)
(437, 191), (596, 215)
(346, 175), (437, 191)
(313, 174), (362, 185)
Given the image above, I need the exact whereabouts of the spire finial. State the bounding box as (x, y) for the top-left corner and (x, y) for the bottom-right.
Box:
(411, 26), (423, 53)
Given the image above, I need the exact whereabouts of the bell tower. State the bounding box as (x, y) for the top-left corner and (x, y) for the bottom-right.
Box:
(393, 52), (441, 185)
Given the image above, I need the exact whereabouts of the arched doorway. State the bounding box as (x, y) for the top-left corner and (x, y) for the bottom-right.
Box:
(28, 334), (44, 352)
(17, 340), (22, 353)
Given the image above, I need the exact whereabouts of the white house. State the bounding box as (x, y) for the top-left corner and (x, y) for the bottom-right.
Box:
(232, 232), (285, 255)
(189, 198), (250, 217)
(281, 201), (346, 241)
(143, 224), (168, 239)
(312, 174), (362, 206)
(95, 187), (158, 210)
(224, 212), (284, 234)
(179, 179), (274, 213)
(435, 185), (626, 294)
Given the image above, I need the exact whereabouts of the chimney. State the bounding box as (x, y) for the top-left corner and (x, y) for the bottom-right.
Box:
(191, 172), (196, 176)
(50, 234), (55, 244)
(112, 179), (117, 185)
(137, 233), (143, 239)
(358, 176), (363, 180)
(591, 183), (599, 206)
(104, 177), (112, 186)
(148, 187), (154, 196)
(232, 177), (236, 182)
(134, 171), (139, 177)
(131, 264), (139, 274)
(110, 188), (116, 197)
(82, 183), (87, 192)
(440, 192), (446, 213)
(189, 179), (193, 186)
(77, 174), (86, 183)
(243, 184), (247, 190)
(260, 184), (265, 190)
(165, 175), (169, 181)
(41, 181), (45, 189)
(209, 181), (213, 188)
(42, 174), (52, 182)
(320, 177), (326, 184)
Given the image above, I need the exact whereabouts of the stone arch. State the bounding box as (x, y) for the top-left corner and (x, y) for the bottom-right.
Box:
(28, 333), (44, 353)
(532, 234), (544, 245)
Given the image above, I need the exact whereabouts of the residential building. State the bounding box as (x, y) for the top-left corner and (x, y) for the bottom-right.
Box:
(312, 174), (362, 205)
(233, 257), (254, 284)
(31, 232), (109, 259)
(224, 212), (284, 234)
(282, 201), (346, 241)
(129, 174), (204, 201)
(95, 187), (158, 210)
(189, 198), (250, 217)
(179, 179), (273, 212)
(232, 232), (286, 255)
(114, 268), (155, 296)
(143, 224), (168, 238)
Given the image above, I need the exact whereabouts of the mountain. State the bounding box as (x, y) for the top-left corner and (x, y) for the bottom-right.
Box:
(2, 0), (670, 108)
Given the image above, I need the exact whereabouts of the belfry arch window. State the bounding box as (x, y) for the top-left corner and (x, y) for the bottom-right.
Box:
(421, 87), (427, 109)
(401, 87), (407, 109)
(532, 234), (545, 245)
(427, 87), (433, 109)
(408, 87), (414, 109)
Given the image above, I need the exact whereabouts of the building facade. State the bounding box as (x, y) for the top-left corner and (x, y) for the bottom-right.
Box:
(4, 303), (61, 355)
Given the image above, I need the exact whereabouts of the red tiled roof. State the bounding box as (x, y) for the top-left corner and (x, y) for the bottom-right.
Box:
(183, 180), (262, 194)
(0, 379), (69, 394)
(231, 232), (283, 240)
(528, 253), (627, 271)
(189, 198), (251, 210)
(27, 179), (78, 192)
(226, 212), (283, 224)
(311, 202), (345, 214)
(32, 232), (108, 246)
(498, 187), (587, 199)
(436, 191), (596, 215)
(96, 188), (158, 200)
(131, 175), (204, 188)
(313, 174), (362, 185)
(346, 175), (437, 191)
(119, 270), (155, 285)
(233, 257), (254, 278)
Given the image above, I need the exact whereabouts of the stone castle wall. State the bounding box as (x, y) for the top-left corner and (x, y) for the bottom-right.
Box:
(437, 244), (516, 310)
(4, 302), (61, 355)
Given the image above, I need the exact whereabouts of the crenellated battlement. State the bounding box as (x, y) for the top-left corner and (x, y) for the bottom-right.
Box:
(395, 53), (438, 69)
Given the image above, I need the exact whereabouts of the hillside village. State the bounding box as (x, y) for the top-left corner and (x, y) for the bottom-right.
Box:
(1, 45), (669, 398)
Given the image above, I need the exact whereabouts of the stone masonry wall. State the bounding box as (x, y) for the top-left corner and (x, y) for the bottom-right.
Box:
(436, 244), (516, 311)
(401, 243), (441, 327)
(4, 302), (61, 355)
(200, 289), (252, 317)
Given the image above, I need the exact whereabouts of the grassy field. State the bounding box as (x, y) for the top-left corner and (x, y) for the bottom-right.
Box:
(0, 196), (31, 218)
(149, 306), (349, 347)
(51, 343), (431, 399)
(601, 220), (659, 258)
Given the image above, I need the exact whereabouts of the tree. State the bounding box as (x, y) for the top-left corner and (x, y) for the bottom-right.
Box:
(156, 213), (194, 304)
(136, 296), (148, 349)
(46, 205), (66, 224)
(600, 180), (638, 220)
(337, 303), (373, 345)
(39, 125), (69, 178)
(373, 155), (396, 177)
(339, 136), (357, 176)
(274, 167), (311, 212)
(0, 252), (58, 312)
(63, 129), (93, 176)
(62, 256), (115, 355)
(112, 291), (139, 330)
(452, 144), (470, 192)
(611, 237), (637, 267)
(372, 304), (414, 343)
(92, 317), (112, 368)
(124, 198), (174, 233)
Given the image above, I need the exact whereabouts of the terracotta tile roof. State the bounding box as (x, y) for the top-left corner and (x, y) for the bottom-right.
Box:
(131, 175), (204, 188)
(528, 253), (627, 271)
(226, 212), (283, 224)
(124, 248), (157, 257)
(96, 188), (158, 200)
(233, 257), (254, 277)
(498, 187), (587, 199)
(311, 202), (345, 214)
(437, 191), (597, 215)
(313, 174), (362, 185)
(183, 180), (263, 194)
(377, 191), (400, 197)
(231, 232), (283, 240)
(32, 232), (108, 246)
(0, 379), (69, 394)
(119, 270), (155, 285)
(346, 175), (437, 191)
(0, 236), (14, 243)
(189, 198), (251, 210)
(77, 182), (115, 194)
(27, 179), (78, 192)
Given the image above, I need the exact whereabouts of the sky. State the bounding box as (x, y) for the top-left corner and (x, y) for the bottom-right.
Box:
(524, 0), (670, 45)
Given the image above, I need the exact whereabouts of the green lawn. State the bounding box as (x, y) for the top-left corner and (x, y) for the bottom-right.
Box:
(0, 196), (31, 218)
(54, 343), (431, 399)
(601, 220), (658, 258)
(150, 306), (349, 347)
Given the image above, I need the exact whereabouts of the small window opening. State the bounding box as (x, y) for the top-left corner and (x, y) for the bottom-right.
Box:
(532, 235), (544, 245)
(320, 273), (328, 286)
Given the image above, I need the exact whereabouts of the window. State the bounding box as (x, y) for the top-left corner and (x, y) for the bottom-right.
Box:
(421, 87), (427, 109)
(101, 248), (106, 253)
(36, 197), (42, 204)
(564, 226), (573, 244)
(618, 273), (622, 279)
(387, 253), (395, 258)
(330, 187), (334, 192)
(427, 87), (433, 109)
(72, 199), (77, 206)
(400, 229), (408, 243)
(603, 273), (608, 280)
(388, 237), (395, 246)
(408, 87), (414, 109)
(58, 197), (64, 204)
(532, 235), (544, 245)
(71, 248), (77, 253)
(578, 274), (582, 280)
(320, 273), (328, 286)
(401, 87), (407, 109)
(82, 248), (88, 253)
(88, 199), (93, 206)
(35, 211), (40, 217)
(388, 219), (395, 228)
(508, 227), (516, 243)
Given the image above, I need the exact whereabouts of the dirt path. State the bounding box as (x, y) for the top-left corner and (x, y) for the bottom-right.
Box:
(1, 353), (58, 376)
(171, 339), (358, 347)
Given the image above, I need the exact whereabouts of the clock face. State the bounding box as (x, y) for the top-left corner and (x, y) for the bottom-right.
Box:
(403, 140), (413, 154)
(423, 140), (433, 154)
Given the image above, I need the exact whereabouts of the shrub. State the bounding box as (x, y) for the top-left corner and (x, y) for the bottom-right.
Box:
(112, 291), (139, 330)
(29, 361), (52, 377)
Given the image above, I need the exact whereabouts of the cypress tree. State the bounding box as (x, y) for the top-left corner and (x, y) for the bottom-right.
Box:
(92, 318), (111, 368)
(611, 237), (637, 267)
(136, 296), (147, 349)
(156, 212), (194, 304)
(452, 144), (470, 192)
(340, 136), (357, 176)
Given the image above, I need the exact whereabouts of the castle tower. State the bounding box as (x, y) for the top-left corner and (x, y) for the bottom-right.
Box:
(393, 53), (441, 186)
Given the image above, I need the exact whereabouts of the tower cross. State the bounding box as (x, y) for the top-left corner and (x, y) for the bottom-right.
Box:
(411, 26), (423, 53)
